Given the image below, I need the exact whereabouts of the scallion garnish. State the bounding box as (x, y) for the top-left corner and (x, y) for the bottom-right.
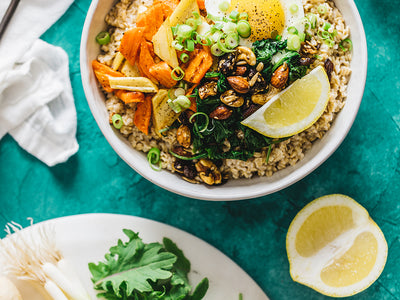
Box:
(318, 4), (327, 14)
(237, 20), (251, 38)
(171, 66), (185, 81)
(169, 150), (208, 161)
(287, 35), (301, 51)
(211, 43), (224, 56)
(180, 53), (189, 63)
(287, 26), (298, 35)
(96, 31), (111, 45)
(229, 10), (240, 21)
(112, 114), (123, 129)
(290, 4), (298, 13)
(218, 1), (230, 12)
(147, 147), (162, 171)
(339, 38), (353, 52)
(225, 33), (239, 49)
(239, 12), (248, 20)
(189, 112), (210, 133)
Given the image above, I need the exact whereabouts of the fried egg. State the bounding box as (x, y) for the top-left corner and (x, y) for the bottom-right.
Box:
(205, 0), (304, 44)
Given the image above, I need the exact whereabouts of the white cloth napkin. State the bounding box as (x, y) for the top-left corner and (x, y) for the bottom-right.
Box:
(0, 0), (78, 166)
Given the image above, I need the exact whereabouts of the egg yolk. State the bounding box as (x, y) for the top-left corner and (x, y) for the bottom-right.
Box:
(230, 0), (285, 41)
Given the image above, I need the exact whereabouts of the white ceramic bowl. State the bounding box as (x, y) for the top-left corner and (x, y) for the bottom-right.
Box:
(80, 0), (367, 201)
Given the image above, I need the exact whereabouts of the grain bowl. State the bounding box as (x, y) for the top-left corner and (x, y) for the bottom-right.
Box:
(80, 0), (366, 200)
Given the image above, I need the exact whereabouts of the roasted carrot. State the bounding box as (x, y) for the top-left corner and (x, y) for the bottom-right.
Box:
(119, 27), (145, 66)
(197, 0), (206, 10)
(186, 83), (199, 112)
(134, 94), (152, 135)
(149, 61), (176, 88)
(114, 90), (145, 104)
(153, 0), (180, 16)
(136, 4), (165, 41)
(183, 46), (213, 84)
(138, 41), (158, 84)
(92, 60), (124, 93)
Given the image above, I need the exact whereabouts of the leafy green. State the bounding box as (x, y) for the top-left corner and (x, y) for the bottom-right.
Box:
(89, 230), (208, 300)
(271, 51), (308, 84)
(252, 39), (287, 63)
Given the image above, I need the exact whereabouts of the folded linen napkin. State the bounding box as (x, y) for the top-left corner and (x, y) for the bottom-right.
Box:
(0, 0), (78, 166)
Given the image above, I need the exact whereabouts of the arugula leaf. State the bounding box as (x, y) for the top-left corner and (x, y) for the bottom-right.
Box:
(89, 230), (208, 300)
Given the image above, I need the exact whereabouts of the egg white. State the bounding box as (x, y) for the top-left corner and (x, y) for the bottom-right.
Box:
(205, 0), (305, 48)
(280, 0), (305, 40)
(205, 0), (232, 18)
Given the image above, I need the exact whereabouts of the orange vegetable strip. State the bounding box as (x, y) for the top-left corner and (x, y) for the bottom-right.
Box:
(186, 83), (199, 112)
(119, 27), (145, 66)
(136, 4), (165, 41)
(138, 41), (158, 84)
(197, 0), (206, 10)
(149, 61), (176, 88)
(114, 90), (145, 104)
(183, 46), (213, 84)
(92, 60), (124, 93)
(134, 94), (152, 135)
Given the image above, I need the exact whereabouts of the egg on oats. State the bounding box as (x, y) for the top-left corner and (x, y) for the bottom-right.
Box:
(206, 0), (305, 42)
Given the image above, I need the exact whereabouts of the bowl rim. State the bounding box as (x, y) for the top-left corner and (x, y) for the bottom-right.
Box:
(80, 0), (367, 201)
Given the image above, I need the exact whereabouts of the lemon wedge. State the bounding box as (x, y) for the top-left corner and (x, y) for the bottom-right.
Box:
(286, 194), (388, 297)
(241, 65), (330, 138)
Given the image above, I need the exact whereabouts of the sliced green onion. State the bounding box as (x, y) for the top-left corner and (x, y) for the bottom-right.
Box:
(302, 17), (311, 29)
(223, 22), (237, 34)
(276, 34), (282, 41)
(180, 52), (189, 63)
(217, 37), (235, 53)
(213, 22), (224, 31)
(172, 40), (184, 51)
(290, 4), (298, 13)
(323, 22), (331, 31)
(331, 29), (338, 37)
(299, 32), (306, 42)
(266, 144), (272, 163)
(189, 112), (209, 133)
(307, 13), (317, 29)
(176, 24), (194, 39)
(239, 12), (248, 20)
(111, 114), (123, 129)
(287, 34), (301, 51)
(218, 1), (230, 12)
(192, 11), (200, 19)
(147, 147), (161, 171)
(318, 4), (327, 14)
(174, 88), (186, 97)
(225, 33), (239, 49)
(319, 30), (330, 40)
(198, 36), (212, 46)
(325, 39), (335, 48)
(185, 39), (195, 52)
(169, 150), (208, 161)
(237, 20), (251, 38)
(287, 26), (298, 35)
(174, 95), (191, 109)
(96, 31), (111, 45)
(171, 66), (185, 81)
(229, 10), (240, 21)
(205, 71), (220, 78)
(186, 18), (199, 29)
(167, 99), (182, 113)
(211, 43), (224, 56)
(340, 38), (353, 52)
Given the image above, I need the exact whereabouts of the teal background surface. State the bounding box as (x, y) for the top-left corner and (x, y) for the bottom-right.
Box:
(0, 0), (399, 299)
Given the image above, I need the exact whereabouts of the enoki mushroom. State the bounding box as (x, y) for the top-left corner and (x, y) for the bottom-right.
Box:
(0, 220), (91, 300)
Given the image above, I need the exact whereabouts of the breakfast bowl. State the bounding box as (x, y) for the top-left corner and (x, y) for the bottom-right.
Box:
(80, 0), (367, 201)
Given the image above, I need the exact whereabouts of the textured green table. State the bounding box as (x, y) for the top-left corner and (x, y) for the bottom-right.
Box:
(0, 0), (399, 299)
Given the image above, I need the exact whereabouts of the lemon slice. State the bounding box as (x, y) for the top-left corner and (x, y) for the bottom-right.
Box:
(286, 194), (388, 297)
(241, 65), (330, 138)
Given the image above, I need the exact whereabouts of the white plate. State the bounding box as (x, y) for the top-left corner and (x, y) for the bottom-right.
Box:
(9, 214), (269, 300)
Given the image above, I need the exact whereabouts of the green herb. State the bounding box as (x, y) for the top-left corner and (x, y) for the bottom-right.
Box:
(252, 39), (287, 63)
(89, 230), (209, 300)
